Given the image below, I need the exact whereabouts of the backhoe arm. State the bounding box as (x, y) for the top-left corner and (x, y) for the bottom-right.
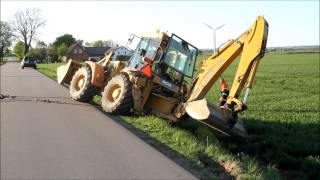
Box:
(188, 16), (268, 113)
(227, 17), (268, 111)
(188, 36), (244, 101)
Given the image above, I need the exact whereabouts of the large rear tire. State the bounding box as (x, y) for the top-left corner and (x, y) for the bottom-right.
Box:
(101, 74), (133, 114)
(69, 66), (96, 102)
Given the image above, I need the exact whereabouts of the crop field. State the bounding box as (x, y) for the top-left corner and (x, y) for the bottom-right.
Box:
(37, 52), (320, 179)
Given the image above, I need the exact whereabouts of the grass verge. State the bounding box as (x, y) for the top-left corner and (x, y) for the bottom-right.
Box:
(0, 60), (7, 65)
(37, 63), (64, 79)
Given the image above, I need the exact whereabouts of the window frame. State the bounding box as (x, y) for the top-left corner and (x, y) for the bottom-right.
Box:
(162, 34), (198, 78)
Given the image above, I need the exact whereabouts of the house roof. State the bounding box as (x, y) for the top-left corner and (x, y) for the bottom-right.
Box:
(67, 43), (84, 54)
(85, 47), (110, 56)
(67, 43), (111, 56)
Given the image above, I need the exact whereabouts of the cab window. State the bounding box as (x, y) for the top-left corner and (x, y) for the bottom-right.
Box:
(163, 35), (197, 78)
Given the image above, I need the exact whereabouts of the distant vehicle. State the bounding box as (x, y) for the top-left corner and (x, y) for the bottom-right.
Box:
(21, 57), (37, 69)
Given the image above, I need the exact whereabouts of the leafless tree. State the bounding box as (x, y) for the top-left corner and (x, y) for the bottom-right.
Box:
(0, 21), (13, 61)
(11, 8), (46, 55)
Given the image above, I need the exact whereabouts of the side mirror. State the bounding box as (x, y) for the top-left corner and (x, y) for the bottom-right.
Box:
(127, 35), (134, 45)
(126, 34), (141, 50)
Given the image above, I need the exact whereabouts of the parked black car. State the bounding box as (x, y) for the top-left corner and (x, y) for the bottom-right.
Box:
(21, 57), (37, 69)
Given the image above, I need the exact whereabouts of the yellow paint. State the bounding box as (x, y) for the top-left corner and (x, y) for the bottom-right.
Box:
(57, 60), (81, 84)
(188, 16), (268, 112)
(85, 61), (105, 87)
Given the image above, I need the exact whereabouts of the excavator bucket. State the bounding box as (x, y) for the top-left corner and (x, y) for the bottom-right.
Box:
(186, 99), (248, 138)
(57, 60), (81, 85)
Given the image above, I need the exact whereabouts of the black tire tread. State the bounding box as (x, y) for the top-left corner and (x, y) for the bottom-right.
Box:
(69, 66), (96, 102)
(102, 73), (133, 114)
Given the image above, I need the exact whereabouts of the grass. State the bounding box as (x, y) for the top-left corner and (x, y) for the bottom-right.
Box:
(38, 52), (320, 179)
(37, 63), (64, 79)
(0, 60), (7, 65)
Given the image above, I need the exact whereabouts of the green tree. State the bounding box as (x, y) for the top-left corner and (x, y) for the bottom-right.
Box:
(87, 40), (118, 47)
(13, 41), (25, 59)
(11, 8), (46, 55)
(57, 43), (68, 56)
(29, 41), (48, 59)
(53, 34), (76, 48)
(0, 21), (13, 61)
(84, 42), (92, 47)
(47, 44), (56, 56)
(29, 48), (41, 57)
(105, 40), (118, 47)
(36, 41), (47, 49)
(56, 43), (68, 62)
(92, 40), (106, 47)
(47, 44), (57, 63)
(76, 39), (84, 46)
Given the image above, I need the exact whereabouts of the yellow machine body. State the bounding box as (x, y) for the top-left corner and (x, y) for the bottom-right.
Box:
(186, 16), (268, 121)
(57, 60), (81, 84)
(56, 16), (269, 138)
(57, 51), (127, 91)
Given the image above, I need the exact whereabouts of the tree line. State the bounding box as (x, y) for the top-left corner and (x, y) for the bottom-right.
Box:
(0, 8), (118, 63)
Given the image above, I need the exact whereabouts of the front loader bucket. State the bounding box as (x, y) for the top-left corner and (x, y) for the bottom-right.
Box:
(186, 100), (248, 138)
(57, 60), (81, 85)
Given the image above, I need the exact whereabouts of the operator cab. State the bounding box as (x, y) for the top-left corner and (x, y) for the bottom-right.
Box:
(127, 35), (160, 70)
(160, 34), (197, 85)
(126, 33), (198, 98)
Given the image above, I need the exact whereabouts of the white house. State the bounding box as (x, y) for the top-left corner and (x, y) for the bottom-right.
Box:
(106, 46), (133, 61)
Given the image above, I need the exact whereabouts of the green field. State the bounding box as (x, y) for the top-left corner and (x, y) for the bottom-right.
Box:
(37, 53), (320, 179)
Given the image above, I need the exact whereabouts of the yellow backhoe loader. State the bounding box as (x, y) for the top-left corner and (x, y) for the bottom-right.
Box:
(57, 16), (268, 138)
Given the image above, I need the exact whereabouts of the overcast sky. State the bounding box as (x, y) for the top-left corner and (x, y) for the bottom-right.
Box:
(1, 1), (319, 48)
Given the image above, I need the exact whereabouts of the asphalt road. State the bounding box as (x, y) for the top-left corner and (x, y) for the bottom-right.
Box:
(0, 62), (196, 179)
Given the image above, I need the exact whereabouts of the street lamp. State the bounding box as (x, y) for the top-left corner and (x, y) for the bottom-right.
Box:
(204, 23), (226, 53)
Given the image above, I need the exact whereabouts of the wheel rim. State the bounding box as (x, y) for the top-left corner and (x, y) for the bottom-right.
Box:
(75, 75), (85, 91)
(107, 84), (122, 102)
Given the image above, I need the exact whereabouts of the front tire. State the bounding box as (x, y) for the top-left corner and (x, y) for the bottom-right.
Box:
(69, 66), (96, 102)
(101, 74), (133, 114)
